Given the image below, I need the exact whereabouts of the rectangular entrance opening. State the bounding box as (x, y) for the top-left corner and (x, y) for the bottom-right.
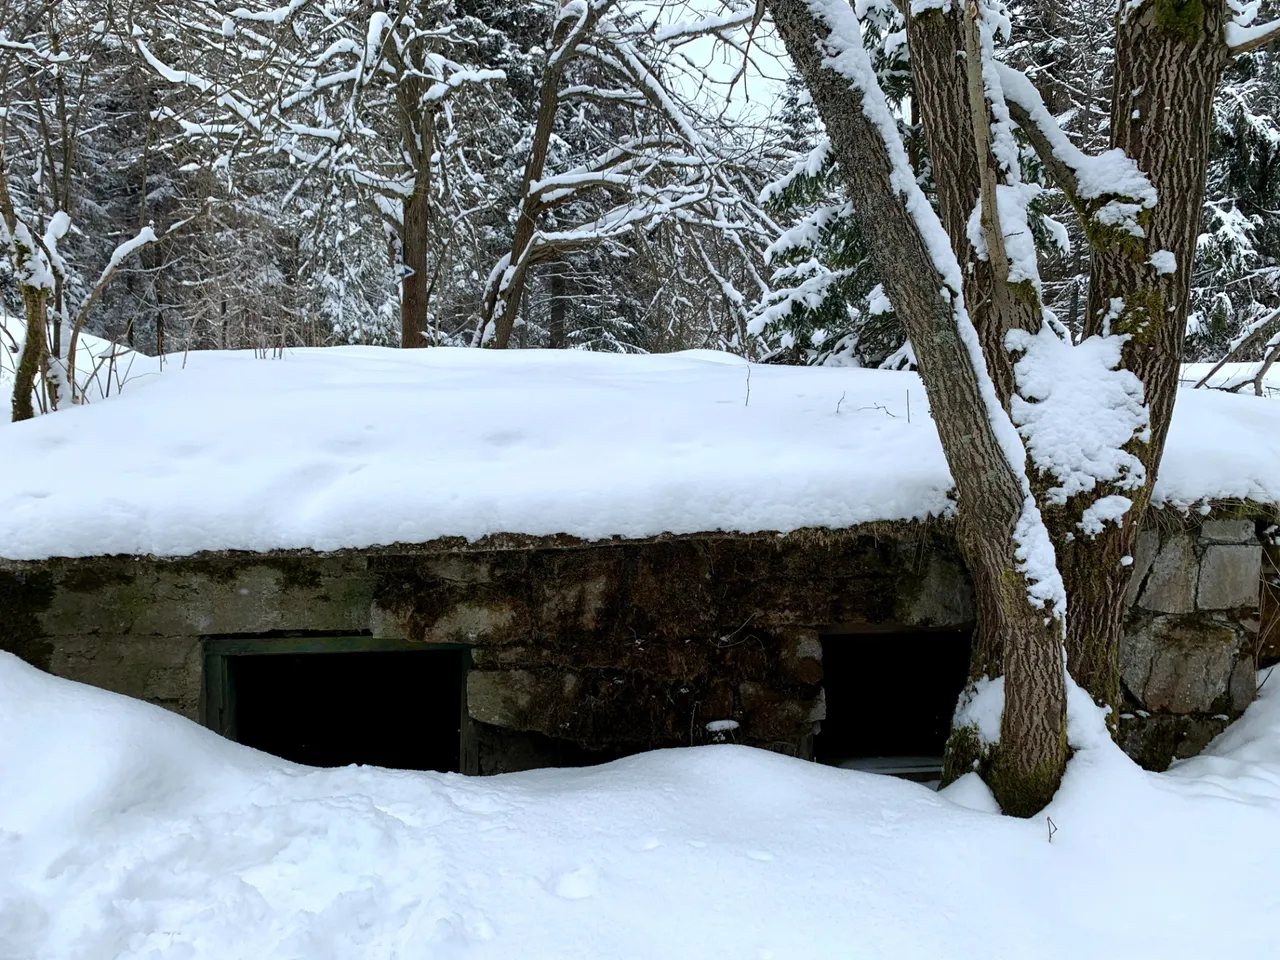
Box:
(814, 628), (972, 781)
(203, 638), (467, 773)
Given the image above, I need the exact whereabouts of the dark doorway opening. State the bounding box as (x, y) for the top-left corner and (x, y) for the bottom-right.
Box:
(814, 628), (972, 780)
(221, 646), (466, 772)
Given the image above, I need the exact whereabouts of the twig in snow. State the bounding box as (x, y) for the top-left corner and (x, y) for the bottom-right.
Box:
(744, 364), (751, 407)
(1047, 817), (1057, 843)
(1258, 666), (1275, 695)
(857, 403), (897, 418)
(1195, 306), (1280, 389)
(1252, 339), (1280, 397)
(836, 391), (846, 414)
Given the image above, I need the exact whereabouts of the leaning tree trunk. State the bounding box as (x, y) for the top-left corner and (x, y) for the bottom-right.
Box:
(905, 6), (1047, 702)
(768, 0), (1067, 815)
(485, 69), (561, 347)
(1061, 0), (1231, 710)
(485, 6), (606, 348)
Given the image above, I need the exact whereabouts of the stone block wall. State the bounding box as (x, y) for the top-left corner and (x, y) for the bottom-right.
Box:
(368, 534), (975, 769)
(0, 557), (379, 719)
(1118, 518), (1265, 770)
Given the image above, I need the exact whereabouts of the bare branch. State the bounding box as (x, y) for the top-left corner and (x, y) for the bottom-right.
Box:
(1194, 306), (1280, 388)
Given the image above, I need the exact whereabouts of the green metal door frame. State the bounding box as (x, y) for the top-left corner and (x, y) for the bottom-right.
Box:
(199, 634), (475, 773)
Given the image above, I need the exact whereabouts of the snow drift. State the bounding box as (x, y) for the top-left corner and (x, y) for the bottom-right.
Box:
(2, 653), (1280, 959)
(1, 347), (1278, 560)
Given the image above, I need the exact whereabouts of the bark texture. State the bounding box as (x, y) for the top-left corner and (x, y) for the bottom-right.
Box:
(768, 0), (1066, 816)
(392, 35), (442, 349)
(400, 188), (431, 349)
(1059, 0), (1231, 708)
(548, 267), (567, 349)
(905, 8), (1039, 413)
(910, 0), (1236, 723)
(10, 288), (47, 422)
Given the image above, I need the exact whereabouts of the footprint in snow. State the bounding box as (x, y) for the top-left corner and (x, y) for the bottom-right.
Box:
(553, 864), (598, 900)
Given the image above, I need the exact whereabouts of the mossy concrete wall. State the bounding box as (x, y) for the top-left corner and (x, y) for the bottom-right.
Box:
(0, 557), (376, 718)
(0, 529), (974, 770)
(0, 514), (1265, 773)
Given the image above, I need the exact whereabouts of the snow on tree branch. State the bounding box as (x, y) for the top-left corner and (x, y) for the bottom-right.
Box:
(1226, 19), (1280, 54)
(994, 61), (1156, 239)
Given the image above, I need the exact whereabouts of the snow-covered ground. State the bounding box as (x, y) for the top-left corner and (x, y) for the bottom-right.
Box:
(2, 652), (1280, 959)
(2, 347), (1279, 560)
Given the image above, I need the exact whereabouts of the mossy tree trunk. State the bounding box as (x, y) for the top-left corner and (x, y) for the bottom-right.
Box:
(906, 8), (1071, 805)
(11, 287), (49, 423)
(1058, 0), (1232, 711)
(770, 0), (1273, 812)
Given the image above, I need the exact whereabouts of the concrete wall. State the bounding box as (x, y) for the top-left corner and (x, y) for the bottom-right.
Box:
(0, 515), (1266, 773)
(0, 557), (377, 719)
(0, 530), (975, 772)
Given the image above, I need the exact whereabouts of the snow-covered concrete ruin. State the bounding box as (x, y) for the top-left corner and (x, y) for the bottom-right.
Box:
(2, 349), (1276, 775)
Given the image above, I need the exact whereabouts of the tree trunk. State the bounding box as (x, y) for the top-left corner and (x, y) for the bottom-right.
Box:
(1063, 0), (1231, 709)
(391, 32), (438, 351)
(549, 266), (567, 348)
(486, 53), (565, 348)
(11, 288), (48, 422)
(401, 188), (430, 349)
(907, 4), (1052, 717)
(768, 0), (1066, 815)
(906, 7), (1040, 413)
(485, 6), (606, 348)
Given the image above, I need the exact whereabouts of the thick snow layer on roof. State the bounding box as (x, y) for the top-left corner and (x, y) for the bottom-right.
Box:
(2, 346), (1279, 561)
(4, 652), (1280, 958)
